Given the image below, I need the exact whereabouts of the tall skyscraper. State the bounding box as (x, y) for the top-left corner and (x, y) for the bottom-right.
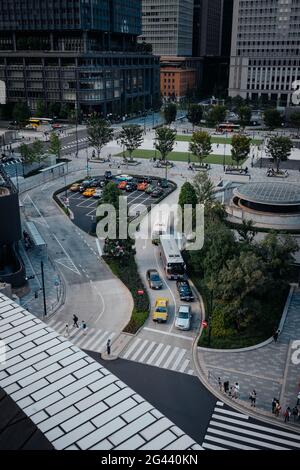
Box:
(229, 0), (300, 106)
(0, 0), (160, 115)
(193, 0), (223, 57)
(139, 0), (194, 57)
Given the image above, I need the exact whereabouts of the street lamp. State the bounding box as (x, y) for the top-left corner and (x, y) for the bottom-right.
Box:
(40, 260), (47, 317)
(223, 143), (226, 172)
(207, 288), (214, 347)
(86, 147), (90, 177)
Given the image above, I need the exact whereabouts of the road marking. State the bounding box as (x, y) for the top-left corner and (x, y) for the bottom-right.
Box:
(143, 327), (193, 341)
(53, 235), (81, 275)
(154, 344), (171, 367)
(22, 194), (50, 228)
(139, 341), (157, 363)
(162, 346), (179, 369)
(95, 239), (102, 257)
(89, 280), (105, 322)
(171, 348), (186, 371)
(131, 339), (149, 362)
(122, 338), (142, 359)
(178, 358), (190, 373)
(204, 435), (258, 451)
(146, 342), (164, 365)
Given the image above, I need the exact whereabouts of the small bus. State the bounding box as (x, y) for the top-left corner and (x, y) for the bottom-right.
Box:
(26, 117), (54, 129)
(160, 235), (186, 280)
(216, 123), (240, 133)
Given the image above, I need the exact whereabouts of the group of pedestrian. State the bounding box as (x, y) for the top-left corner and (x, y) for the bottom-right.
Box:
(64, 315), (87, 337)
(272, 398), (282, 417)
(221, 379), (240, 399)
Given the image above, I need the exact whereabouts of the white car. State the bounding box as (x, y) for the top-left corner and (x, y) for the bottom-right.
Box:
(175, 305), (192, 331)
(115, 174), (133, 182)
(93, 188), (103, 198)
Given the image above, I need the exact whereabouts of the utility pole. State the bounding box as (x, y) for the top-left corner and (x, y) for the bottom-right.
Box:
(40, 260), (47, 317)
(75, 96), (79, 158)
(207, 289), (213, 347)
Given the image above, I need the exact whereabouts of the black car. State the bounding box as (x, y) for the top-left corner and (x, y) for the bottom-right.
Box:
(151, 188), (164, 198)
(125, 182), (137, 192)
(176, 280), (194, 301)
(105, 170), (112, 180)
(137, 176), (152, 184)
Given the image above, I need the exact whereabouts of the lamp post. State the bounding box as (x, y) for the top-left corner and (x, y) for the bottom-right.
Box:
(40, 260), (47, 317)
(86, 147), (90, 177)
(207, 288), (214, 347)
(223, 143), (226, 172)
(75, 96), (79, 158)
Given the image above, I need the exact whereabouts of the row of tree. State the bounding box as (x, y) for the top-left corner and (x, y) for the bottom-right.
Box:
(19, 133), (61, 164)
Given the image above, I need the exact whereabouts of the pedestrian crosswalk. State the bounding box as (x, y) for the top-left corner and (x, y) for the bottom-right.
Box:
(202, 402), (300, 450)
(61, 138), (88, 151)
(120, 337), (194, 375)
(46, 318), (115, 353)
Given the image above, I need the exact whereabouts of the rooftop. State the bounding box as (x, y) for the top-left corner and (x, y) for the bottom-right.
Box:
(234, 182), (300, 207)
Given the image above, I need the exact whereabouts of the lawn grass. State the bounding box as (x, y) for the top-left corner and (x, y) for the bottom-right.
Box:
(116, 149), (245, 166)
(176, 134), (262, 145)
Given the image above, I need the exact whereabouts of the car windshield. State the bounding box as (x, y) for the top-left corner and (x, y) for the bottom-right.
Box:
(156, 306), (167, 313)
(150, 274), (160, 281)
(178, 312), (189, 319)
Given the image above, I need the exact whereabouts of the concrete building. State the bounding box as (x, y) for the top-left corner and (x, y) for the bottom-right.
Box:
(160, 66), (196, 101)
(193, 0), (224, 57)
(0, 0), (160, 116)
(139, 0), (194, 57)
(229, 0), (300, 106)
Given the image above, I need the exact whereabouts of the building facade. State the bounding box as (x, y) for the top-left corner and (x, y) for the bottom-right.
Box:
(139, 0), (194, 57)
(193, 0), (223, 57)
(160, 66), (196, 101)
(0, 0), (160, 115)
(229, 0), (300, 106)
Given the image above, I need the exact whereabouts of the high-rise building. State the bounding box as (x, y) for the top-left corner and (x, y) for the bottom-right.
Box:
(0, 0), (160, 115)
(229, 0), (300, 106)
(139, 0), (194, 57)
(193, 0), (223, 57)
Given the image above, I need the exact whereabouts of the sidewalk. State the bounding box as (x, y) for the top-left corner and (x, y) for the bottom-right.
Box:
(195, 287), (300, 428)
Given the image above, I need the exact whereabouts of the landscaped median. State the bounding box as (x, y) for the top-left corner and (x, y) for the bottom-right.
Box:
(175, 134), (262, 146)
(116, 149), (245, 166)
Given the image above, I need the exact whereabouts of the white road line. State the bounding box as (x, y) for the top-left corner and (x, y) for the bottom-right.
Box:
(82, 329), (105, 349)
(22, 194), (50, 228)
(89, 281), (105, 322)
(53, 235), (81, 276)
(131, 339), (149, 361)
(202, 443), (229, 451)
(213, 408), (249, 419)
(139, 341), (157, 363)
(171, 349), (186, 371)
(187, 369), (194, 375)
(97, 331), (115, 352)
(122, 338), (142, 359)
(216, 401), (224, 407)
(206, 427), (289, 450)
(143, 327), (193, 341)
(179, 358), (190, 373)
(146, 343), (164, 365)
(162, 347), (180, 369)
(204, 435), (258, 451)
(154, 344), (171, 367)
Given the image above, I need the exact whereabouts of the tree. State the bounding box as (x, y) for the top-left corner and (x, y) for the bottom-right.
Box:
(49, 132), (61, 159)
(19, 140), (44, 164)
(187, 104), (203, 130)
(192, 172), (215, 207)
(118, 124), (143, 162)
(263, 108), (282, 130)
(189, 131), (212, 166)
(207, 105), (227, 126)
(231, 95), (245, 111)
(163, 103), (177, 125)
(87, 116), (113, 159)
(178, 182), (198, 210)
(237, 219), (257, 245)
(237, 105), (252, 127)
(231, 134), (251, 167)
(266, 136), (293, 172)
(31, 140), (44, 163)
(154, 126), (176, 178)
(36, 99), (47, 118)
(289, 111), (300, 133)
(48, 102), (61, 118)
(102, 181), (121, 210)
(12, 102), (30, 124)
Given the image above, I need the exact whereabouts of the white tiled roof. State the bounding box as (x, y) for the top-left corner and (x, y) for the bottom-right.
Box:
(0, 294), (202, 450)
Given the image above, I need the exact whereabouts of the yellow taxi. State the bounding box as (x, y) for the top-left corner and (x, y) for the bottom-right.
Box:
(82, 187), (96, 197)
(152, 297), (169, 323)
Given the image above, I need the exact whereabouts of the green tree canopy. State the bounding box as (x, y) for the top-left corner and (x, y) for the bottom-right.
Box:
(49, 132), (61, 159)
(266, 135), (293, 172)
(36, 99), (47, 118)
(12, 102), (30, 124)
(263, 108), (282, 130)
(187, 104), (203, 129)
(289, 111), (300, 131)
(189, 130), (212, 166)
(192, 171), (215, 207)
(231, 134), (251, 167)
(118, 124), (144, 161)
(154, 127), (176, 178)
(87, 116), (113, 159)
(237, 105), (252, 127)
(207, 105), (227, 126)
(178, 182), (198, 210)
(163, 103), (177, 125)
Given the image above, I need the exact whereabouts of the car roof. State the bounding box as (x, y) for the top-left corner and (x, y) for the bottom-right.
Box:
(155, 297), (168, 306)
(179, 305), (190, 313)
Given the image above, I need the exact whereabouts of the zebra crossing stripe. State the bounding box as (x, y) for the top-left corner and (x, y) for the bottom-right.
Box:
(187, 369), (194, 375)
(154, 344), (171, 367)
(122, 338), (141, 359)
(131, 339), (149, 362)
(202, 443), (229, 450)
(205, 435), (258, 451)
(214, 408), (249, 419)
(146, 343), (164, 365)
(82, 329), (109, 350)
(162, 347), (180, 369)
(139, 341), (157, 363)
(179, 358), (190, 373)
(171, 349), (186, 371)
(95, 332), (115, 353)
(206, 427), (289, 450)
(209, 420), (300, 448)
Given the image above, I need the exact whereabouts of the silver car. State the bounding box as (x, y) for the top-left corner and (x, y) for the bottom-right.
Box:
(175, 305), (192, 331)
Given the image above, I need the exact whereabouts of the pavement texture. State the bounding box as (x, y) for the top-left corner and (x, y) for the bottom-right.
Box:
(196, 287), (300, 427)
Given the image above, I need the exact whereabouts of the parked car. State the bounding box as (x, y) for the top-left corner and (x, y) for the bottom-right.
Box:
(152, 297), (169, 323)
(93, 188), (103, 198)
(125, 182), (137, 192)
(175, 305), (192, 331)
(146, 269), (163, 290)
(151, 188), (164, 198)
(145, 184), (155, 194)
(105, 170), (112, 180)
(69, 183), (81, 192)
(176, 280), (194, 301)
(117, 181), (127, 190)
(82, 187), (96, 197)
(115, 174), (133, 182)
(137, 176), (152, 184)
(137, 181), (148, 191)
(158, 179), (169, 189)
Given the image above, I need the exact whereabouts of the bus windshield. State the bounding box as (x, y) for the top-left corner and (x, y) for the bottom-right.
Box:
(167, 262), (185, 275)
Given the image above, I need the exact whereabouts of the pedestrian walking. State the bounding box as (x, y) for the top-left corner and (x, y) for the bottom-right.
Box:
(64, 323), (69, 337)
(273, 329), (280, 342)
(218, 377), (222, 392)
(272, 397), (277, 414)
(72, 314), (79, 328)
(233, 382), (240, 399)
(106, 339), (111, 355)
(297, 391), (300, 406)
(250, 390), (257, 407)
(274, 400), (281, 417)
(81, 321), (87, 334)
(284, 407), (291, 423)
(292, 406), (299, 422)
(223, 380), (229, 394)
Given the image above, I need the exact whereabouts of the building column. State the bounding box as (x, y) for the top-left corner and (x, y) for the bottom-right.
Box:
(50, 33), (54, 51)
(12, 33), (16, 51)
(83, 32), (88, 53)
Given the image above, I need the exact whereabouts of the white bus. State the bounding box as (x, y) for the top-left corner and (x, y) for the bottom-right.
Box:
(160, 235), (186, 280)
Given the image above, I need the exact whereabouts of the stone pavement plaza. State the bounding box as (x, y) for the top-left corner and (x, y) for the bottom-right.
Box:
(197, 287), (300, 423)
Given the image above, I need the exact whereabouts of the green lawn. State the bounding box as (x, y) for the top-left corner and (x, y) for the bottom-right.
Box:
(176, 134), (262, 146)
(116, 149), (245, 166)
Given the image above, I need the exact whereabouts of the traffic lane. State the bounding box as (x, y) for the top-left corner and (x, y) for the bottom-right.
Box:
(86, 353), (216, 446)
